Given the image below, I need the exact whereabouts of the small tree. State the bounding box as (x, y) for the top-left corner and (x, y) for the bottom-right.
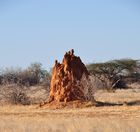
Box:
(28, 63), (43, 84)
(87, 59), (139, 89)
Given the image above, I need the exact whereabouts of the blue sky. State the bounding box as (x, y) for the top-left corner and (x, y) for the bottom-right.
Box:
(0, 0), (140, 70)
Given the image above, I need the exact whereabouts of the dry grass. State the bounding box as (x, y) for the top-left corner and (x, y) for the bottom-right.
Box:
(95, 88), (140, 103)
(0, 105), (140, 132)
(0, 88), (140, 132)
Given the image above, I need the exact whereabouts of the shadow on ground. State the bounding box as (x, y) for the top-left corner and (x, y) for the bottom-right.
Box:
(96, 100), (140, 107)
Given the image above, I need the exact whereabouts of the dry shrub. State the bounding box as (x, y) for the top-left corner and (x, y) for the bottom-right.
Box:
(0, 84), (49, 105)
(9, 87), (30, 105)
(0, 84), (30, 105)
(79, 74), (118, 102)
(79, 74), (103, 102)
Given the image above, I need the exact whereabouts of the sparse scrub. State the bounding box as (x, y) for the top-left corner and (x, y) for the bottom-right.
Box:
(0, 59), (140, 105)
(0, 84), (29, 105)
(0, 62), (50, 87)
(0, 62), (51, 105)
(0, 84), (49, 105)
(9, 87), (30, 105)
(87, 59), (140, 90)
(80, 74), (97, 102)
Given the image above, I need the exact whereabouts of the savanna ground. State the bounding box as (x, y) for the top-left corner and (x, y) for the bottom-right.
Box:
(0, 87), (140, 132)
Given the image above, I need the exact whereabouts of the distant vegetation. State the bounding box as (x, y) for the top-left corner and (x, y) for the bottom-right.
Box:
(0, 62), (51, 87)
(0, 59), (139, 88)
(87, 59), (140, 89)
(0, 59), (139, 105)
(0, 63), (51, 105)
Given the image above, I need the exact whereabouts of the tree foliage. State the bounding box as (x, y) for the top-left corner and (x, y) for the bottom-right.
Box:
(87, 59), (140, 88)
(0, 62), (50, 86)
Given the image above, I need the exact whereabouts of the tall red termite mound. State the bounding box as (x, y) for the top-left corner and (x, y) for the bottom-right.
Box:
(49, 49), (89, 102)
